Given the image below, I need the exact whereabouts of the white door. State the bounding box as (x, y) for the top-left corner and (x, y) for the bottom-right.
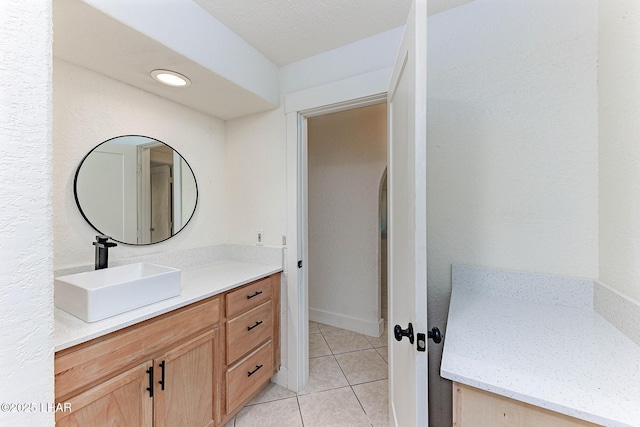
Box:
(76, 143), (137, 243)
(387, 0), (428, 426)
(150, 165), (172, 243)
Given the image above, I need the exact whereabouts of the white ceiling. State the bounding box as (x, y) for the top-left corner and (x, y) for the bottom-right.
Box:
(193, 0), (411, 66)
(53, 0), (278, 120)
(194, 0), (473, 66)
(54, 0), (474, 120)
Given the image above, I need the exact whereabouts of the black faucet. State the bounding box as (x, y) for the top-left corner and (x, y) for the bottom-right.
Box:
(93, 235), (117, 270)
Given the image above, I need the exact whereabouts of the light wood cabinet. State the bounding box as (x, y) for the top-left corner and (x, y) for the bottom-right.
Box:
(55, 297), (220, 402)
(153, 330), (216, 427)
(226, 341), (274, 414)
(220, 274), (280, 423)
(452, 382), (600, 427)
(56, 361), (153, 427)
(55, 273), (281, 427)
(226, 300), (273, 364)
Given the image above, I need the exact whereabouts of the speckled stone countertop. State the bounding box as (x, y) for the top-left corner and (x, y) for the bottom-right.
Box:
(55, 260), (282, 352)
(441, 265), (640, 427)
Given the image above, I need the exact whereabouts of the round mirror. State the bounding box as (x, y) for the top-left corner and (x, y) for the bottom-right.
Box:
(74, 135), (198, 245)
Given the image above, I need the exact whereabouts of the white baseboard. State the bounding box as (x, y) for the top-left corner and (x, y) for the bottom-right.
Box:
(309, 307), (382, 337)
(378, 317), (385, 337)
(271, 367), (289, 390)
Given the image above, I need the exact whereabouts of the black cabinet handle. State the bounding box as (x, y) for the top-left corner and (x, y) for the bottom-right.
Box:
(247, 320), (263, 331)
(159, 360), (166, 390)
(247, 364), (263, 377)
(246, 290), (263, 299)
(146, 366), (154, 397)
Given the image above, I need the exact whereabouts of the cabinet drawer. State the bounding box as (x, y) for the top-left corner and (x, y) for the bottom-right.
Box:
(226, 340), (273, 415)
(226, 301), (273, 364)
(55, 297), (220, 400)
(226, 277), (272, 318)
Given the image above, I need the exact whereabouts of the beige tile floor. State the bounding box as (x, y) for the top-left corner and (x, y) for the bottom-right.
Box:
(224, 321), (389, 427)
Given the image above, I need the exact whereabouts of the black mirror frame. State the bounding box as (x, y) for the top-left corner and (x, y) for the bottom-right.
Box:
(73, 135), (199, 246)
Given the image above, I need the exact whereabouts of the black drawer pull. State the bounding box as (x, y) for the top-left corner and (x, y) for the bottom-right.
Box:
(247, 320), (263, 331)
(247, 364), (263, 377)
(246, 290), (263, 299)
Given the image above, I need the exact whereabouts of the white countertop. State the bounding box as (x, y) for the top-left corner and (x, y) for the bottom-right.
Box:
(54, 260), (282, 352)
(441, 266), (640, 427)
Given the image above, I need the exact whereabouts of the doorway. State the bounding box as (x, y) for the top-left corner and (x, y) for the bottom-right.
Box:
(138, 143), (175, 244)
(283, 68), (390, 394)
(306, 103), (388, 338)
(291, 101), (390, 424)
(283, 4), (428, 423)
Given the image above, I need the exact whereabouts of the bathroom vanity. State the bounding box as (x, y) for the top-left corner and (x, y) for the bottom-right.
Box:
(442, 265), (640, 427)
(54, 262), (281, 427)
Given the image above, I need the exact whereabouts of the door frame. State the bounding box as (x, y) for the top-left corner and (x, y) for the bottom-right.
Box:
(283, 68), (391, 392)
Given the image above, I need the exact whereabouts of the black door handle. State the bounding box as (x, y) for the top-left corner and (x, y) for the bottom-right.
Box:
(428, 327), (442, 344)
(394, 322), (414, 344)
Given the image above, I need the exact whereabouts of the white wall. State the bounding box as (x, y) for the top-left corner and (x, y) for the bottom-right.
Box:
(427, 0), (599, 424)
(307, 104), (387, 335)
(598, 0), (640, 302)
(224, 29), (402, 247)
(0, 1), (55, 426)
(53, 59), (228, 269)
(224, 105), (287, 247)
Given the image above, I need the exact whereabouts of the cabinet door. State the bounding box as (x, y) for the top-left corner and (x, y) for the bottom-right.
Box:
(56, 360), (153, 427)
(154, 329), (217, 427)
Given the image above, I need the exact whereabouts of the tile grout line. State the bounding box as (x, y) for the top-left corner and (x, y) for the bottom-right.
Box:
(296, 394), (305, 427)
(319, 322), (388, 427)
(235, 323), (387, 426)
(350, 382), (375, 427)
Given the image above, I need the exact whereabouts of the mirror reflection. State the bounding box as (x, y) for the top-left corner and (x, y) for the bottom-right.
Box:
(74, 135), (198, 245)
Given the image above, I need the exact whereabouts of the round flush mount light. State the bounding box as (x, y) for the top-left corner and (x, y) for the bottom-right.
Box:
(150, 69), (191, 87)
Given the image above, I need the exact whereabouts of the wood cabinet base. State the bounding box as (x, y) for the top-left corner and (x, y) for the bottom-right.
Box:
(55, 273), (281, 427)
(452, 382), (599, 427)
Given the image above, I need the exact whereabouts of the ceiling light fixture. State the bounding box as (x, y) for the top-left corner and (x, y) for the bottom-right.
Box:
(150, 69), (191, 87)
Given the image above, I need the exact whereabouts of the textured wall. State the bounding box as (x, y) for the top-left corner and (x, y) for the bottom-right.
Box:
(307, 104), (387, 334)
(426, 0), (599, 424)
(598, 0), (640, 302)
(223, 28), (402, 249)
(53, 59), (228, 269)
(0, 1), (55, 426)
(224, 105), (287, 247)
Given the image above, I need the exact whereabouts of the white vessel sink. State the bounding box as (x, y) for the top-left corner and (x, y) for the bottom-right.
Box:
(55, 263), (181, 322)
